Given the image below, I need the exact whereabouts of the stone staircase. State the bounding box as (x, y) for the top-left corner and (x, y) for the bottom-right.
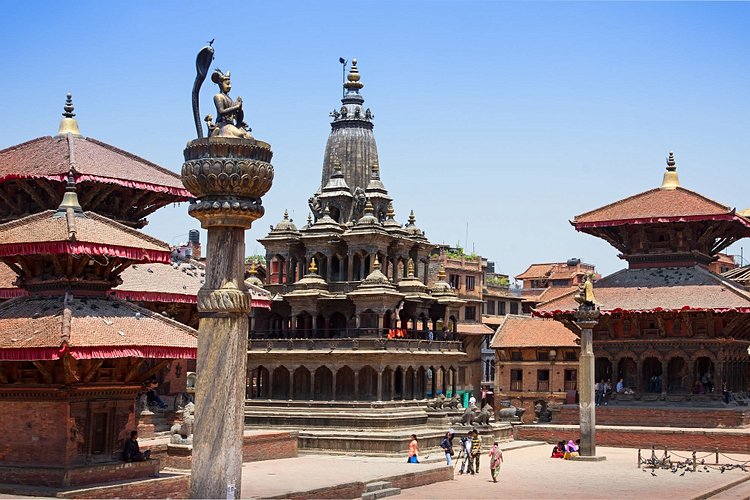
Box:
(361, 480), (401, 500)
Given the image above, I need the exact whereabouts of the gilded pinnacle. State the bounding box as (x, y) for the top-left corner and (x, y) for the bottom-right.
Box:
(56, 92), (81, 137)
(55, 167), (83, 216)
(386, 202), (395, 219)
(407, 258), (415, 277)
(373, 254), (380, 270)
(437, 264), (447, 281)
(408, 210), (416, 224)
(344, 58), (364, 92)
(661, 151), (680, 190)
(309, 258), (318, 274)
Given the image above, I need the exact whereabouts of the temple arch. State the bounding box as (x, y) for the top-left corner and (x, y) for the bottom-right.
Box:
(271, 366), (290, 399)
(336, 366), (355, 401)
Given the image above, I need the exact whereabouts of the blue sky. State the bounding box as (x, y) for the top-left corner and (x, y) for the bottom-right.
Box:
(1, 1), (749, 279)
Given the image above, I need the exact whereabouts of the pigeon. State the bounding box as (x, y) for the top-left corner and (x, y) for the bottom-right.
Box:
(651, 471), (657, 477)
(680, 471), (686, 477)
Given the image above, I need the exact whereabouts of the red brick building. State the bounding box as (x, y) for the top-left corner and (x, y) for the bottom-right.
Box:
(491, 315), (579, 422)
(516, 259), (598, 313)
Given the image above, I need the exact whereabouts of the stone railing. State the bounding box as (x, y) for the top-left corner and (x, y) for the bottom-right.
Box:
(248, 338), (463, 352)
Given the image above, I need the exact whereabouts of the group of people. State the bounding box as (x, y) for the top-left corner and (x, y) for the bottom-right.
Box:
(693, 372), (714, 394)
(431, 429), (503, 482)
(550, 439), (580, 460)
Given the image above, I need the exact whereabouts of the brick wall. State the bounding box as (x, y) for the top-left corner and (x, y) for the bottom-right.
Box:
(0, 401), (68, 466)
(553, 405), (750, 428)
(0, 460), (160, 488)
(517, 425), (750, 454)
(56, 474), (189, 499)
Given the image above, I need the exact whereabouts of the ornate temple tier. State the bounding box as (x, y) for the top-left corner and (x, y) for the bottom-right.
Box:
(0, 96), (190, 228)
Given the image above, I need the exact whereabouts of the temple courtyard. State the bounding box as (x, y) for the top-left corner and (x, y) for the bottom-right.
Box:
(3, 441), (750, 499)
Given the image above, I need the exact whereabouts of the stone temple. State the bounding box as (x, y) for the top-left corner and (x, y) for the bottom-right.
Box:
(249, 60), (510, 453)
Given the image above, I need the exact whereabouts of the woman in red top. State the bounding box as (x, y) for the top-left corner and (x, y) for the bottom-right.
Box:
(407, 434), (419, 463)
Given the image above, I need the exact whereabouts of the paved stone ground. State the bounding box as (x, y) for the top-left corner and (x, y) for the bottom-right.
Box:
(396, 445), (750, 499)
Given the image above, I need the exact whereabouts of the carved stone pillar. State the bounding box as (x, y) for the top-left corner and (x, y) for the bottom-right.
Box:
(377, 370), (383, 401)
(574, 308), (600, 458)
(288, 369), (294, 400)
(354, 369), (360, 400)
(268, 368), (275, 399)
(390, 370), (396, 400)
(332, 369), (338, 401)
(310, 368), (316, 401)
(182, 134), (274, 499)
(400, 368), (406, 400)
(412, 369), (418, 400)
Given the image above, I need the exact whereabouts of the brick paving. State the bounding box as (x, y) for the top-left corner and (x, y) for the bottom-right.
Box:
(396, 444), (750, 499)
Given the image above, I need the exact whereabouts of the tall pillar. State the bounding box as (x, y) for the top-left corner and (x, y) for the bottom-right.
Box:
(400, 368), (406, 400)
(377, 370), (383, 401)
(354, 369), (360, 400)
(332, 369), (338, 401)
(412, 370), (418, 400)
(288, 370), (294, 400)
(390, 370), (396, 400)
(310, 369), (316, 401)
(182, 107), (274, 497)
(574, 307), (600, 457)
(268, 369), (275, 399)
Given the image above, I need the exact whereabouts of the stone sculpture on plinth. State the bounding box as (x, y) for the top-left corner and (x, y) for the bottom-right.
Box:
(572, 273), (605, 460)
(183, 43), (274, 499)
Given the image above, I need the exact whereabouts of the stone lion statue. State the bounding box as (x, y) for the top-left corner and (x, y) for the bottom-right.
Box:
(473, 404), (493, 426)
(450, 406), (477, 426)
(445, 395), (462, 410)
(497, 405), (525, 421)
(427, 393), (446, 410)
(170, 402), (195, 444)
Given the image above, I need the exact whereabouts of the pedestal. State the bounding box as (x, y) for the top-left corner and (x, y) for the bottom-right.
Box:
(182, 137), (273, 499)
(574, 309), (600, 459)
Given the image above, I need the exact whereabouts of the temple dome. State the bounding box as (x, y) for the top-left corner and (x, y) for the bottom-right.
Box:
(320, 59), (379, 194)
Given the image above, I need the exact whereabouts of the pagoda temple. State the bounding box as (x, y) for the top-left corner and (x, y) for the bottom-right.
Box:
(249, 60), (509, 454)
(537, 153), (750, 404)
(0, 98), (203, 488)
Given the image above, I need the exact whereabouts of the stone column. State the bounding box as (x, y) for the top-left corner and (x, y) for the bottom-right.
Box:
(400, 369), (406, 400)
(310, 369), (316, 401)
(452, 367), (457, 397)
(268, 368), (275, 399)
(390, 371), (396, 400)
(412, 370), (418, 400)
(574, 307), (600, 458)
(377, 370), (383, 401)
(182, 134), (273, 499)
(354, 369), (360, 400)
(289, 370), (294, 400)
(332, 369), (338, 401)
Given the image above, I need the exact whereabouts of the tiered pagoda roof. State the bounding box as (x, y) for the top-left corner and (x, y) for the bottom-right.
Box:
(536, 152), (750, 332)
(0, 171), (197, 362)
(0, 94), (191, 228)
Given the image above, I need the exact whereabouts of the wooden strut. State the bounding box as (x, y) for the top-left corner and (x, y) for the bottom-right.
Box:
(123, 359), (146, 383)
(82, 359), (104, 383)
(15, 181), (48, 211)
(63, 354), (80, 384)
(128, 359), (170, 384)
(32, 361), (54, 384)
(0, 362), (9, 384)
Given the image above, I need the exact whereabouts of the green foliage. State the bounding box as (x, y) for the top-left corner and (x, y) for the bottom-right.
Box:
(245, 254), (266, 265)
(487, 275), (510, 287)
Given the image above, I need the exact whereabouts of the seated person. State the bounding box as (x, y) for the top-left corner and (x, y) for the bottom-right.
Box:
(551, 441), (565, 459)
(145, 378), (168, 409)
(563, 439), (580, 459)
(122, 431), (151, 462)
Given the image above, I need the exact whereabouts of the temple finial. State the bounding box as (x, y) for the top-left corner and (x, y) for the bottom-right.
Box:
(55, 167), (83, 216)
(408, 210), (416, 225)
(344, 58), (364, 92)
(249, 261), (258, 275)
(661, 151), (680, 190)
(386, 202), (395, 219)
(371, 160), (380, 179)
(57, 92), (81, 137)
(283, 209), (289, 220)
(437, 263), (447, 281)
(309, 258), (318, 274)
(373, 254), (380, 271)
(407, 258), (415, 277)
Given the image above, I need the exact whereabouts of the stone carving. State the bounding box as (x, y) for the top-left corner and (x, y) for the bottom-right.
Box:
(174, 391), (194, 410)
(427, 393), (446, 410)
(474, 404), (493, 426)
(308, 193), (323, 220)
(340, 106), (348, 118)
(330, 109), (340, 119)
(445, 395), (462, 410)
(450, 406), (477, 426)
(497, 405), (525, 421)
(170, 402), (195, 444)
(197, 282), (251, 313)
(365, 108), (372, 120)
(181, 155), (274, 199)
(535, 402), (552, 423)
(352, 188), (367, 220)
(138, 393), (153, 415)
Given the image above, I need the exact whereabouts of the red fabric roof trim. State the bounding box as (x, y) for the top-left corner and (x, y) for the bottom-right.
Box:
(251, 299), (272, 310)
(0, 288), (26, 299)
(575, 214), (750, 229)
(0, 347), (59, 361)
(0, 242), (171, 263)
(533, 306), (750, 318)
(113, 290), (197, 304)
(0, 346), (196, 361)
(0, 173), (191, 199)
(69, 346), (196, 360)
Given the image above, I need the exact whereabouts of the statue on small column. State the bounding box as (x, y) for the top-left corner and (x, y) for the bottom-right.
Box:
(206, 69), (253, 139)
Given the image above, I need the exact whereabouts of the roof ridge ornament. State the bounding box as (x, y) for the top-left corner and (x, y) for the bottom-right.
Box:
(55, 167), (84, 217)
(56, 93), (81, 137)
(661, 150), (680, 190)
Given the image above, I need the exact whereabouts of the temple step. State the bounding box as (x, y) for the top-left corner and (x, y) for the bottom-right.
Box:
(362, 481), (401, 500)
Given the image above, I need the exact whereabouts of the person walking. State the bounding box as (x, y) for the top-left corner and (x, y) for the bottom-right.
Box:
(407, 434), (419, 463)
(458, 430), (473, 474)
(470, 429), (482, 475)
(488, 442), (503, 483)
(440, 430), (454, 466)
